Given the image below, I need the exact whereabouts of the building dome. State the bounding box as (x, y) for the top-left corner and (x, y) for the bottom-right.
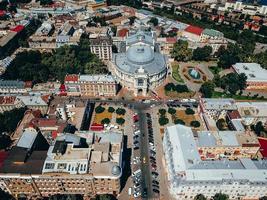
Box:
(126, 45), (154, 65)
(111, 165), (121, 176)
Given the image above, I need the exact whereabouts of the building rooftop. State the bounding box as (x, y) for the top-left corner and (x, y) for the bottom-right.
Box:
(164, 125), (267, 182)
(0, 80), (25, 88)
(79, 74), (116, 83)
(17, 96), (47, 106)
(232, 63), (267, 82)
(17, 127), (38, 149)
(184, 25), (204, 36)
(201, 98), (237, 110)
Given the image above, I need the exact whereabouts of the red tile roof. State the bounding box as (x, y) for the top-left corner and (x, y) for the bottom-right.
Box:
(166, 37), (177, 43)
(227, 110), (241, 120)
(24, 81), (32, 88)
(10, 25), (24, 33)
(118, 28), (129, 37)
(0, 96), (16, 105)
(0, 10), (6, 17)
(30, 118), (57, 127)
(64, 74), (79, 83)
(185, 25), (203, 36)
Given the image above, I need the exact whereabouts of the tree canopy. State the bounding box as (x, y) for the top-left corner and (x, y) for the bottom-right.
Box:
(212, 193), (229, 200)
(194, 194), (207, 200)
(192, 46), (212, 61)
(171, 40), (192, 61)
(149, 17), (159, 26)
(200, 81), (215, 98)
(159, 116), (169, 126)
(2, 35), (107, 83)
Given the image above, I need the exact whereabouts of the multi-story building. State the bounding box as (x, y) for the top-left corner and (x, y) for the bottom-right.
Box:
(0, 80), (27, 94)
(64, 74), (117, 97)
(79, 75), (117, 97)
(157, 37), (177, 57)
(89, 36), (113, 61)
(16, 96), (48, 114)
(0, 96), (23, 113)
(163, 125), (267, 200)
(0, 129), (123, 199)
(232, 63), (267, 90)
(108, 30), (168, 96)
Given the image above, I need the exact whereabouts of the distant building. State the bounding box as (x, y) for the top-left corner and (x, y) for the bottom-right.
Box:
(89, 36), (113, 61)
(0, 130), (123, 199)
(232, 63), (267, 90)
(16, 96), (48, 114)
(0, 80), (27, 94)
(157, 37), (177, 57)
(182, 25), (204, 42)
(163, 125), (267, 200)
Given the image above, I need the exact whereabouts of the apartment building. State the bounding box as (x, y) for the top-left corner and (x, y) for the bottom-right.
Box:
(163, 125), (267, 200)
(0, 129), (123, 199)
(0, 96), (22, 113)
(89, 36), (112, 61)
(0, 80), (27, 94)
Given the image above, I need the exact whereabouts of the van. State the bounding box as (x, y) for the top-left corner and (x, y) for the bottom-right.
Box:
(128, 187), (132, 196)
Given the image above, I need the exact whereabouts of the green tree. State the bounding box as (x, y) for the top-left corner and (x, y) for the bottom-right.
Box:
(192, 46), (212, 61)
(190, 120), (201, 128)
(185, 108), (195, 115)
(216, 118), (227, 130)
(171, 40), (192, 61)
(101, 118), (110, 124)
(259, 196), (267, 200)
(212, 193), (229, 200)
(217, 43), (241, 69)
(116, 117), (125, 125)
(253, 121), (265, 136)
(149, 17), (159, 26)
(95, 106), (105, 114)
(174, 119), (185, 125)
(175, 84), (189, 93)
(159, 109), (166, 116)
(116, 108), (126, 115)
(0, 189), (15, 200)
(108, 107), (115, 113)
(168, 107), (176, 115)
(237, 30), (256, 54)
(164, 83), (175, 92)
(0, 134), (12, 150)
(129, 16), (136, 25)
(200, 81), (215, 98)
(159, 116), (169, 126)
(194, 194), (207, 200)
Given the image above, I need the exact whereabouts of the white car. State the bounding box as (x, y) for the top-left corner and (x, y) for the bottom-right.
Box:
(134, 192), (141, 198)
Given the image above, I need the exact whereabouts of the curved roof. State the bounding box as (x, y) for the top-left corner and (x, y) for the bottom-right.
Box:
(111, 165), (121, 176)
(126, 45), (154, 65)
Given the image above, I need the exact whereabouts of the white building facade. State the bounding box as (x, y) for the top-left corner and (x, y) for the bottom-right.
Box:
(163, 125), (267, 200)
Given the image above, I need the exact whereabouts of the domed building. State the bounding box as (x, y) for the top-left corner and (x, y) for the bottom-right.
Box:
(108, 30), (168, 96)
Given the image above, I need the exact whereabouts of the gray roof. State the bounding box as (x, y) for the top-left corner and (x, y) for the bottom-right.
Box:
(79, 75), (115, 83)
(114, 44), (167, 75)
(17, 128), (38, 149)
(126, 30), (154, 46)
(0, 79), (24, 88)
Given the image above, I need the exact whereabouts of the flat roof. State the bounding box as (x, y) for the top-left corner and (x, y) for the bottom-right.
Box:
(79, 75), (115, 83)
(17, 128), (38, 149)
(232, 63), (267, 82)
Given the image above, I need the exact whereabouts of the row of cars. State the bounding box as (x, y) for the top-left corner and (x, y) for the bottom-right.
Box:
(131, 115), (142, 198)
(146, 113), (160, 195)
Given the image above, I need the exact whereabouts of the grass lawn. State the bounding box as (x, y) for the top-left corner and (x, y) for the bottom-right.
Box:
(171, 64), (184, 83)
(165, 90), (195, 98)
(212, 91), (267, 100)
(93, 110), (112, 124)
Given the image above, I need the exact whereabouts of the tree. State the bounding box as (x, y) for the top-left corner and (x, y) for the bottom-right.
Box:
(112, 45), (118, 53)
(192, 46), (212, 61)
(116, 117), (125, 125)
(218, 73), (247, 95)
(217, 43), (241, 69)
(175, 84), (189, 93)
(95, 106), (105, 113)
(159, 109), (166, 116)
(164, 83), (175, 92)
(174, 119), (185, 125)
(168, 107), (176, 115)
(216, 118), (227, 130)
(237, 30), (256, 54)
(185, 108), (195, 115)
(0, 189), (15, 200)
(116, 108), (126, 115)
(171, 40), (192, 61)
(194, 194), (207, 200)
(190, 120), (201, 128)
(149, 17), (159, 26)
(253, 121), (265, 136)
(159, 116), (169, 126)
(0, 134), (12, 150)
(129, 16), (136, 25)
(40, 0), (53, 5)
(101, 118), (110, 124)
(212, 193), (229, 200)
(95, 194), (117, 200)
(200, 81), (215, 98)
(259, 196), (267, 200)
(108, 107), (115, 113)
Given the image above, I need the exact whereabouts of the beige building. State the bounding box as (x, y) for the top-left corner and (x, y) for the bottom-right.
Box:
(0, 130), (123, 199)
(79, 75), (117, 97)
(89, 36), (112, 61)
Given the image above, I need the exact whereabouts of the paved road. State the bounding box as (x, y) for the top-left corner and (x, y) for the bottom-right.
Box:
(136, 107), (153, 199)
